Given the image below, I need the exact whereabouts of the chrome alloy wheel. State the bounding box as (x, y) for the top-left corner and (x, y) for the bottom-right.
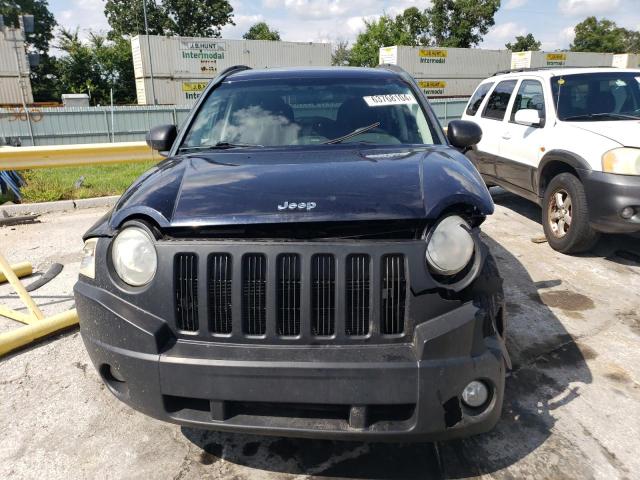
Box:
(548, 189), (572, 238)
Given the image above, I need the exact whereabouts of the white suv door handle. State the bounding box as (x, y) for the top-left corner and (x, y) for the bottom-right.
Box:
(502, 133), (512, 140)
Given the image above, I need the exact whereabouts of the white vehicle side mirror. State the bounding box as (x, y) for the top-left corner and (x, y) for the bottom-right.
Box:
(514, 109), (543, 127)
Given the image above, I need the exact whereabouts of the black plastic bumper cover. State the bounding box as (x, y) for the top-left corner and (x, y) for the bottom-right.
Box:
(74, 281), (505, 441)
(580, 169), (640, 233)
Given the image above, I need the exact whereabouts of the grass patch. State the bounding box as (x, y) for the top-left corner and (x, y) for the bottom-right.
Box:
(19, 161), (157, 203)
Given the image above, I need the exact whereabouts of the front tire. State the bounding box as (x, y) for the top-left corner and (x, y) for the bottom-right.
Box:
(542, 173), (600, 254)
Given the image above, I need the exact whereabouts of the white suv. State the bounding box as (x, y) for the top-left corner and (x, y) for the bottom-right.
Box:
(462, 67), (640, 253)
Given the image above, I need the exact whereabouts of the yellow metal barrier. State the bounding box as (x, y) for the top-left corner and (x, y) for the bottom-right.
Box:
(0, 141), (158, 171)
(0, 251), (78, 357)
(0, 309), (78, 357)
(0, 262), (32, 283)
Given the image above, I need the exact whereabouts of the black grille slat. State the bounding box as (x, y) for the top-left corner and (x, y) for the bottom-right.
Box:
(345, 254), (370, 336)
(277, 254), (301, 336)
(381, 255), (406, 335)
(312, 254), (335, 336)
(209, 254), (232, 334)
(174, 253), (199, 332)
(242, 254), (266, 335)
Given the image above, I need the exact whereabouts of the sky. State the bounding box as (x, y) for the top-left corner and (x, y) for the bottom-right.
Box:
(48, 0), (640, 51)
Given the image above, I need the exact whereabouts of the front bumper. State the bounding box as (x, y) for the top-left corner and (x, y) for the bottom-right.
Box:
(581, 170), (640, 233)
(74, 279), (506, 441)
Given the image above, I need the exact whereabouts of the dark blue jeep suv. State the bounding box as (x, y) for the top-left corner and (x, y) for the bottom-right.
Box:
(74, 66), (508, 441)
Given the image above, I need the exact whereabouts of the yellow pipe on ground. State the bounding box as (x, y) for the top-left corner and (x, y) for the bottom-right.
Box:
(0, 309), (79, 358)
(0, 262), (32, 283)
(0, 142), (158, 171)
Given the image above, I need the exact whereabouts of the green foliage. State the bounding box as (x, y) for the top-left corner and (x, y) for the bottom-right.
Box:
(332, 40), (351, 66)
(243, 22), (281, 41)
(506, 33), (541, 52)
(570, 17), (640, 54)
(349, 2), (500, 67)
(349, 15), (394, 68)
(428, 0), (500, 48)
(20, 161), (156, 203)
(104, 0), (234, 39)
(571, 17), (628, 53)
(54, 29), (136, 105)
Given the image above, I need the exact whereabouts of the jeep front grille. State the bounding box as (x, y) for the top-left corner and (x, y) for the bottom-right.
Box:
(311, 254), (336, 337)
(277, 254), (301, 337)
(345, 254), (371, 336)
(381, 255), (407, 335)
(208, 254), (232, 334)
(242, 254), (267, 335)
(174, 253), (199, 332)
(172, 250), (407, 341)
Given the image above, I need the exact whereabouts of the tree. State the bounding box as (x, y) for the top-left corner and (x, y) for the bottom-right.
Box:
(348, 3), (500, 67)
(54, 29), (136, 105)
(243, 22), (280, 41)
(332, 40), (351, 65)
(428, 0), (500, 48)
(163, 0), (234, 37)
(570, 17), (628, 53)
(104, 0), (234, 39)
(506, 33), (541, 52)
(349, 15), (403, 67)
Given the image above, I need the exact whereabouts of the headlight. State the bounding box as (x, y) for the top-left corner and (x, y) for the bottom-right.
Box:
(79, 238), (98, 279)
(111, 227), (157, 286)
(602, 148), (640, 175)
(426, 215), (475, 276)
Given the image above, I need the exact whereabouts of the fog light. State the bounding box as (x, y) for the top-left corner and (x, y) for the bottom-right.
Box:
(461, 380), (489, 408)
(621, 207), (635, 219)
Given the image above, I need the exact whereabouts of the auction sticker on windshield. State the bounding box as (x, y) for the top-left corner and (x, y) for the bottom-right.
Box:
(364, 94), (417, 107)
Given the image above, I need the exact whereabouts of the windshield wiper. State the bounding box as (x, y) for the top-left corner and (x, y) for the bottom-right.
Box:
(563, 112), (640, 121)
(323, 122), (381, 145)
(180, 141), (264, 152)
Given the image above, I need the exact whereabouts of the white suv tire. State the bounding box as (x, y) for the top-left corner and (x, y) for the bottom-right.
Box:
(542, 173), (600, 253)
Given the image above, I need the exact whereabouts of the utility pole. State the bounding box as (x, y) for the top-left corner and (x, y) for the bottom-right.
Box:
(142, 0), (157, 105)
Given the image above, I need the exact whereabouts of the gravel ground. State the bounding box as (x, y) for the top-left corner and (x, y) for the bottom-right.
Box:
(1, 190), (639, 480)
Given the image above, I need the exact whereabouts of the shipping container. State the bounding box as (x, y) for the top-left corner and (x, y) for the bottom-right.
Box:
(0, 28), (30, 76)
(510, 51), (614, 69)
(612, 53), (640, 69)
(132, 35), (332, 104)
(0, 27), (33, 105)
(379, 46), (511, 79)
(0, 77), (34, 105)
(135, 77), (215, 105)
(414, 78), (484, 98)
(379, 45), (510, 97)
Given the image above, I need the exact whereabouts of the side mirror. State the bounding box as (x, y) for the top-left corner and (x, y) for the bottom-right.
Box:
(146, 124), (177, 153)
(447, 120), (482, 149)
(514, 109), (542, 127)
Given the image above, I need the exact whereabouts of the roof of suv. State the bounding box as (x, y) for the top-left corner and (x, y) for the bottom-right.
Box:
(490, 66), (640, 81)
(226, 66), (400, 81)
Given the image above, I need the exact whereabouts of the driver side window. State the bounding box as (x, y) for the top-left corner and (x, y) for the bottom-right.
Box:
(510, 80), (545, 123)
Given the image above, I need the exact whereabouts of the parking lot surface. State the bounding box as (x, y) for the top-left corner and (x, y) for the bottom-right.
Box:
(1, 189), (639, 480)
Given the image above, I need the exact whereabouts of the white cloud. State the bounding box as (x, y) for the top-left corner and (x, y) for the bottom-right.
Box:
(504, 0), (528, 10)
(221, 14), (265, 39)
(559, 0), (621, 16)
(483, 22), (526, 48)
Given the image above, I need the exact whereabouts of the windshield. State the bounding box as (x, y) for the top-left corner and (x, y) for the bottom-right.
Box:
(181, 76), (437, 149)
(551, 72), (640, 121)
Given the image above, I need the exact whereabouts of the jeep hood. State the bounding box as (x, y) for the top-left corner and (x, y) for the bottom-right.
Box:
(570, 120), (640, 148)
(89, 146), (493, 236)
